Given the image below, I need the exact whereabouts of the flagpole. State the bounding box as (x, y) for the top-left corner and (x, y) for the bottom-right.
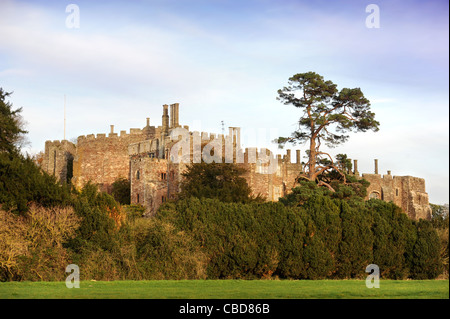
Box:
(64, 94), (66, 140)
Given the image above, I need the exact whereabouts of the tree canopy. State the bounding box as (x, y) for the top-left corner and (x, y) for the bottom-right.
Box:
(276, 72), (380, 191)
(0, 88), (71, 213)
(0, 89), (27, 155)
(178, 162), (260, 203)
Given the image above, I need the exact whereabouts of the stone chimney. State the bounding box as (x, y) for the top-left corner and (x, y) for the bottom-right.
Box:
(170, 103), (180, 128)
(162, 104), (169, 134)
(374, 159), (379, 174)
(353, 159), (359, 175)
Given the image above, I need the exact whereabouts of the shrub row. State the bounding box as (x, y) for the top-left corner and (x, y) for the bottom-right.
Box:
(157, 195), (442, 280)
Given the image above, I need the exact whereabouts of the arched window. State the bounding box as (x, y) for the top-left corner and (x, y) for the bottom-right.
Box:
(369, 191), (380, 199)
(136, 169), (140, 180)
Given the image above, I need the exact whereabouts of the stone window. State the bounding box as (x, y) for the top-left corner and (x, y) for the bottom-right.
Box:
(137, 193), (140, 203)
(161, 172), (167, 181)
(396, 188), (399, 196)
(136, 170), (140, 180)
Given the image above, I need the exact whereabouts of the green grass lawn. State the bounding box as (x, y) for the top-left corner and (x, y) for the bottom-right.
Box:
(0, 280), (448, 299)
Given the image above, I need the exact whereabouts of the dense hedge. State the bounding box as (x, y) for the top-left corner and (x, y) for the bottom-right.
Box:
(157, 195), (442, 280)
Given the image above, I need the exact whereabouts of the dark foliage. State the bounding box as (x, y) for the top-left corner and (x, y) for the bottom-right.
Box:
(178, 162), (262, 203)
(0, 152), (73, 213)
(111, 177), (131, 205)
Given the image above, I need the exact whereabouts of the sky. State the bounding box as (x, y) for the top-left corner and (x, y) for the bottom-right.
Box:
(0, 0), (448, 204)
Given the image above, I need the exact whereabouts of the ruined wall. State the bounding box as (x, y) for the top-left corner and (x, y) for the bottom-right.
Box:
(363, 172), (432, 220)
(240, 149), (302, 201)
(42, 140), (76, 183)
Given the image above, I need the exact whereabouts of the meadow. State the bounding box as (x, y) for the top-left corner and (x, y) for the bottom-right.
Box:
(0, 280), (448, 299)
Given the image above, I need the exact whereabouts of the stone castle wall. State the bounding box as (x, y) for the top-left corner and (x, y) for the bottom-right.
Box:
(43, 140), (76, 184)
(130, 155), (185, 216)
(43, 103), (432, 220)
(128, 142), (302, 216)
(71, 128), (146, 192)
(363, 172), (431, 220)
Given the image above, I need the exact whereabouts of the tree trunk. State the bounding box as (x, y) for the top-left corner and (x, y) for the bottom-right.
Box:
(308, 136), (316, 180)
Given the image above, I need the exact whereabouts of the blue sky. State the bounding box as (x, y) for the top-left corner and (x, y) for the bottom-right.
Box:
(0, 0), (448, 204)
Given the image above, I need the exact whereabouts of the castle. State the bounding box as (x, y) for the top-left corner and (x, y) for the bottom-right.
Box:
(42, 103), (432, 220)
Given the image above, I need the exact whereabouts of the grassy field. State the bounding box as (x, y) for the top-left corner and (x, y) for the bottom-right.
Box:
(0, 280), (448, 299)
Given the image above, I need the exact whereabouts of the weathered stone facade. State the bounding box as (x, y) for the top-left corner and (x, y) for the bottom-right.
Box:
(42, 139), (76, 184)
(72, 127), (146, 193)
(43, 103), (432, 220)
(358, 160), (432, 220)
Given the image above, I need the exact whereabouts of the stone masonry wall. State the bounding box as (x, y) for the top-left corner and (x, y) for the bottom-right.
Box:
(72, 129), (146, 192)
(43, 140), (76, 183)
(130, 155), (186, 216)
(128, 133), (302, 215)
(363, 173), (431, 220)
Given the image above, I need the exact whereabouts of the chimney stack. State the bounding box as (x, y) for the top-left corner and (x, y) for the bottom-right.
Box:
(162, 104), (169, 134)
(170, 103), (180, 128)
(374, 159), (379, 174)
(286, 149), (291, 163)
(353, 159), (359, 175)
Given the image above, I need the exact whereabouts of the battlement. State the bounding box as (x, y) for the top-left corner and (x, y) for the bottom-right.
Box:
(128, 127), (300, 166)
(76, 127), (146, 144)
(45, 139), (76, 147)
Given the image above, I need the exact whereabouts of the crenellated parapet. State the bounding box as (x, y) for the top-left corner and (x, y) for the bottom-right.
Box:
(76, 127), (147, 144)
